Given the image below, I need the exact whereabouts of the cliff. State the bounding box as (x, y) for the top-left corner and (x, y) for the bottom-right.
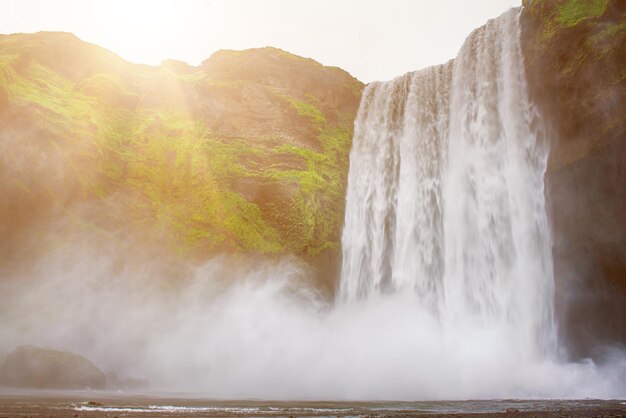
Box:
(0, 32), (363, 291)
(521, 0), (626, 358)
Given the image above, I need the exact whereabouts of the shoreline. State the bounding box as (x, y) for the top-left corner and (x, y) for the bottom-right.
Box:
(0, 390), (624, 417)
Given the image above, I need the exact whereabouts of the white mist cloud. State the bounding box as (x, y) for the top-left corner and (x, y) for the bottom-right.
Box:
(1, 243), (625, 400)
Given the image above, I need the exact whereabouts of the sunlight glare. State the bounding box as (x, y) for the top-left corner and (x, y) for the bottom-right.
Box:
(94, 0), (193, 65)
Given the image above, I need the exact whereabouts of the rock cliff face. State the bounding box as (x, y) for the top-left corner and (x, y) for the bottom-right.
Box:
(0, 33), (363, 291)
(521, 0), (626, 358)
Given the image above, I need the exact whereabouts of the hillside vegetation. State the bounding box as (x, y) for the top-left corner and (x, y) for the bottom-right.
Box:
(522, 0), (625, 170)
(0, 32), (363, 285)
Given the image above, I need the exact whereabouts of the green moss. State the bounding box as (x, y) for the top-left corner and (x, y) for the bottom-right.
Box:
(1, 32), (363, 259)
(222, 191), (283, 253)
(590, 21), (626, 47)
(286, 97), (327, 130)
(556, 0), (608, 27)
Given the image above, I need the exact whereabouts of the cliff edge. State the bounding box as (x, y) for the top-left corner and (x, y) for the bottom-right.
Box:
(521, 0), (626, 358)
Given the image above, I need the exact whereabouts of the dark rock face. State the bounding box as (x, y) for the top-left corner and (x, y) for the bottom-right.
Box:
(521, 0), (626, 358)
(0, 345), (105, 389)
(546, 138), (626, 358)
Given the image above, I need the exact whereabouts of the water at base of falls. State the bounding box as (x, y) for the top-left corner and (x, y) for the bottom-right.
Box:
(339, 8), (556, 360)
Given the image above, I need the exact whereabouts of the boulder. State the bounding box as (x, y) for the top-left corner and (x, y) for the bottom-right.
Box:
(0, 345), (105, 390)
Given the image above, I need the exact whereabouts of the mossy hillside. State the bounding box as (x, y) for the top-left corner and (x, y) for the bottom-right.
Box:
(556, 0), (609, 27)
(521, 0), (625, 170)
(0, 33), (364, 270)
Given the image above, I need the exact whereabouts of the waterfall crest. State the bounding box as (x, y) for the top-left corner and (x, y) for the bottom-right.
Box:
(339, 9), (556, 359)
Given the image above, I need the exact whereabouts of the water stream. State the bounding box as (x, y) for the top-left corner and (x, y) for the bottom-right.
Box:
(340, 8), (556, 360)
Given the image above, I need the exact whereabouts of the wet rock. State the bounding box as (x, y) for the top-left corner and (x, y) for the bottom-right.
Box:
(0, 345), (105, 390)
(105, 371), (150, 390)
(521, 0), (626, 360)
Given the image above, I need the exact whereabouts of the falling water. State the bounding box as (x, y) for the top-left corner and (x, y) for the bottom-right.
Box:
(340, 9), (556, 359)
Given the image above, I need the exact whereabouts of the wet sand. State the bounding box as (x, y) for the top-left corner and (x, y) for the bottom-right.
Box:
(0, 390), (624, 417)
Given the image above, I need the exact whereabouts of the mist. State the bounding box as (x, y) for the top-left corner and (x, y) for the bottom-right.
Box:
(1, 239), (625, 400)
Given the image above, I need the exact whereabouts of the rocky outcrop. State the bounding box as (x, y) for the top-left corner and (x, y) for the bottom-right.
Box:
(0, 345), (105, 389)
(521, 0), (626, 358)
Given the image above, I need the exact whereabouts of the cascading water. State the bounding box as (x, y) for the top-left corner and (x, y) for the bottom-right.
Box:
(340, 8), (556, 360)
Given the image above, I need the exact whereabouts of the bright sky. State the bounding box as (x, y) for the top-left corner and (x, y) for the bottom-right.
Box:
(2, 0), (521, 82)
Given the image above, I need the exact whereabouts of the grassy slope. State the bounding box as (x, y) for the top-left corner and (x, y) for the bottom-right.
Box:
(0, 32), (363, 278)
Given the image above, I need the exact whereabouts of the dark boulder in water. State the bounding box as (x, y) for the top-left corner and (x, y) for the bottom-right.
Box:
(0, 345), (105, 390)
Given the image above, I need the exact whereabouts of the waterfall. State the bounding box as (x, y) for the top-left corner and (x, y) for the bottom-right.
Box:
(339, 9), (556, 359)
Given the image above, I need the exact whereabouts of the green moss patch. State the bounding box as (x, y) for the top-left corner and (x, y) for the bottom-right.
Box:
(556, 0), (609, 27)
(0, 32), (364, 260)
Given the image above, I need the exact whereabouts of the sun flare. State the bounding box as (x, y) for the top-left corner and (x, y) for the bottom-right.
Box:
(86, 0), (205, 64)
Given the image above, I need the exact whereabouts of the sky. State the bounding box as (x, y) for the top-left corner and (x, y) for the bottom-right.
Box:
(2, 0), (521, 83)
